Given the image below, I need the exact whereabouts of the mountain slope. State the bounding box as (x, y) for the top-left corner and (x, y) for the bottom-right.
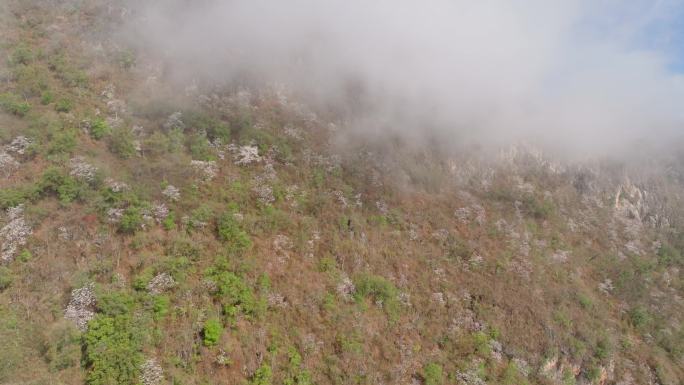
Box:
(0, 2), (682, 385)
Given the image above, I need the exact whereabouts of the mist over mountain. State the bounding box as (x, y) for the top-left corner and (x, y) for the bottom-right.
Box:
(123, 0), (684, 158)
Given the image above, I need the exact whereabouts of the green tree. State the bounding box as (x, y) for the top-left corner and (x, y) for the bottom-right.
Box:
(82, 315), (143, 385)
(203, 318), (222, 347)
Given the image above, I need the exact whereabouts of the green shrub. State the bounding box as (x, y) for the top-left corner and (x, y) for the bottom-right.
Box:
(229, 111), (253, 138)
(48, 54), (88, 88)
(40, 90), (54, 105)
(166, 128), (185, 153)
(162, 211), (176, 230)
(501, 361), (528, 385)
(117, 50), (136, 69)
(562, 368), (577, 385)
(144, 131), (171, 156)
(119, 207), (143, 233)
(569, 337), (587, 360)
(202, 318), (222, 346)
(585, 363), (601, 382)
(89, 118), (111, 140)
(284, 347), (312, 385)
(187, 132), (213, 160)
(595, 338), (611, 361)
(249, 364), (272, 385)
(423, 363), (444, 385)
(577, 294), (593, 309)
(96, 291), (135, 317)
(445, 235), (471, 261)
(0, 267), (13, 291)
(45, 324), (81, 371)
(318, 256), (337, 273)
(206, 269), (263, 320)
(657, 243), (682, 267)
(39, 168), (85, 204)
(8, 45), (34, 66)
(216, 213), (252, 254)
(0, 185), (41, 209)
(17, 249), (32, 263)
(82, 314), (143, 385)
(188, 205), (213, 231)
(472, 331), (492, 356)
(152, 295), (170, 320)
(256, 205), (291, 233)
(56, 177), (84, 204)
(521, 195), (555, 219)
(354, 274), (400, 320)
(47, 129), (77, 156)
(13, 64), (49, 97)
(108, 127), (136, 159)
(628, 306), (651, 328)
(132, 268), (154, 291)
(55, 98), (73, 112)
(0, 93), (31, 116)
(183, 111), (231, 142)
(553, 310), (572, 328)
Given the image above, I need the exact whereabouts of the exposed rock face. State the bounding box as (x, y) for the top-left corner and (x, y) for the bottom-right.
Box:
(0, 205), (32, 263)
(64, 283), (96, 331)
(69, 156), (98, 182)
(614, 179), (669, 229)
(140, 358), (164, 385)
(0, 151), (20, 177)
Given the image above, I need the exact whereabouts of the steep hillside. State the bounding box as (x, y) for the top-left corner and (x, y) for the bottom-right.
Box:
(0, 2), (682, 385)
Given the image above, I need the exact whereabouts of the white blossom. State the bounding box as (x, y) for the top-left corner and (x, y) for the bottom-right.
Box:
(550, 250), (570, 263)
(337, 275), (355, 300)
(432, 292), (446, 306)
(106, 99), (127, 116)
(252, 183), (275, 205)
(163, 111), (183, 130)
(283, 125), (303, 140)
(105, 178), (129, 192)
(332, 191), (348, 208)
(152, 202), (169, 223)
(101, 83), (115, 100)
(375, 200), (389, 215)
(512, 358), (531, 377)
(162, 185), (181, 201)
(599, 278), (614, 294)
(233, 144), (262, 165)
(191, 160), (218, 181)
(267, 292), (288, 308)
(58, 226), (71, 241)
(147, 272), (176, 295)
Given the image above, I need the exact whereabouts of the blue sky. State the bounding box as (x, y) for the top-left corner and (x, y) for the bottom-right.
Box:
(604, 0), (684, 73)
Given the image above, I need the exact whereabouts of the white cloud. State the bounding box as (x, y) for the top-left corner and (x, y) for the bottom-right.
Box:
(125, 0), (684, 158)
